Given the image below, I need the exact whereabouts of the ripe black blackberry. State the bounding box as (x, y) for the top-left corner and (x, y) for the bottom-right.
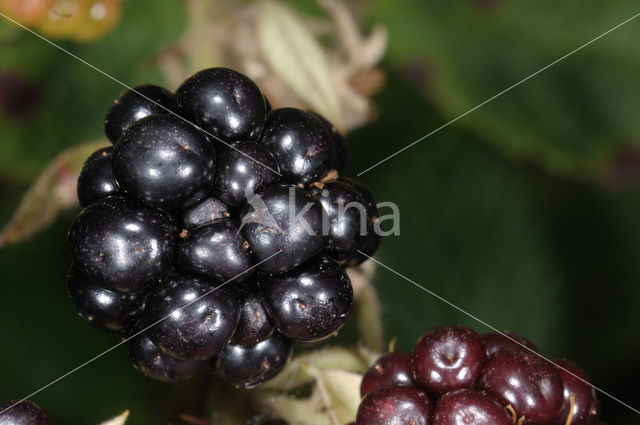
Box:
(67, 67), (382, 387)
(0, 400), (51, 425)
(355, 325), (603, 425)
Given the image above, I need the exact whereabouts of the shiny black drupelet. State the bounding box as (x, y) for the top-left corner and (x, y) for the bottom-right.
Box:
(0, 400), (52, 425)
(258, 256), (353, 342)
(144, 272), (241, 361)
(68, 196), (177, 293)
(76, 146), (120, 207)
(104, 84), (174, 144)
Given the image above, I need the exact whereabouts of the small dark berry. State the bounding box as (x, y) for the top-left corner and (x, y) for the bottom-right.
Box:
(127, 331), (202, 383)
(342, 178), (380, 266)
(145, 272), (240, 360)
(0, 400), (51, 425)
(240, 184), (326, 273)
(356, 387), (433, 425)
(104, 84), (174, 143)
(67, 265), (143, 332)
(360, 351), (415, 397)
(481, 331), (539, 357)
(182, 197), (229, 229)
(175, 67), (266, 141)
(479, 345), (564, 425)
(177, 220), (254, 283)
(310, 111), (348, 172)
(412, 325), (486, 395)
(230, 285), (275, 346)
(68, 196), (177, 292)
(260, 108), (335, 184)
(310, 180), (365, 261)
(213, 140), (280, 210)
(259, 256), (352, 342)
(77, 147), (119, 207)
(433, 389), (512, 425)
(112, 114), (216, 213)
(213, 332), (292, 388)
(553, 359), (600, 425)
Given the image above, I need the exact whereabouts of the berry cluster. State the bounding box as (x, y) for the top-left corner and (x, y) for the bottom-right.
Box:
(356, 326), (602, 425)
(68, 67), (380, 387)
(0, 399), (51, 425)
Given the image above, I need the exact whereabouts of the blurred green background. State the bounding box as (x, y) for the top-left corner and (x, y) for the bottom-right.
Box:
(1, 0), (640, 424)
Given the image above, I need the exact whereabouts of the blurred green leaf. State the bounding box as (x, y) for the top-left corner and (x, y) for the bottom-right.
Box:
(0, 140), (107, 247)
(349, 71), (566, 354)
(366, 0), (640, 179)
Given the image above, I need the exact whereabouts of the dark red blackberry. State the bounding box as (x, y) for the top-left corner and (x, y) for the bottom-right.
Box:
(356, 387), (432, 425)
(360, 351), (415, 397)
(479, 345), (564, 425)
(553, 359), (600, 425)
(481, 331), (539, 357)
(412, 326), (486, 396)
(433, 389), (512, 425)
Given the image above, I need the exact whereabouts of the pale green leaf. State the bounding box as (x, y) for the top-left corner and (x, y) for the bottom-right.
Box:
(0, 140), (108, 247)
(308, 368), (361, 425)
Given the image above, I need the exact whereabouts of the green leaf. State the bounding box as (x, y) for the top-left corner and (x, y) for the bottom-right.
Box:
(0, 140), (108, 247)
(366, 0), (640, 179)
(348, 72), (567, 354)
